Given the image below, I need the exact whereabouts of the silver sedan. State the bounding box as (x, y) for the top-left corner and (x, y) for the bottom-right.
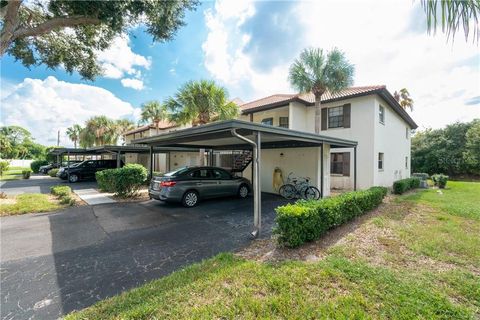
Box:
(149, 166), (251, 207)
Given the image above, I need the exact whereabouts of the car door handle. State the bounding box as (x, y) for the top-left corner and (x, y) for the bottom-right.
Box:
(196, 182), (203, 186)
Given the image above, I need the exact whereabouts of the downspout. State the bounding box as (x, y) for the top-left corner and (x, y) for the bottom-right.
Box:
(231, 129), (261, 238)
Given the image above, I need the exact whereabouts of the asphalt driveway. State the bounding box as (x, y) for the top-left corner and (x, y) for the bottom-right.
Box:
(0, 194), (289, 320)
(0, 175), (98, 196)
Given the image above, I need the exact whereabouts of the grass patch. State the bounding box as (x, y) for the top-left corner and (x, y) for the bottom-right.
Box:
(0, 193), (65, 216)
(66, 254), (472, 320)
(0, 167), (29, 181)
(67, 181), (480, 319)
(399, 181), (480, 220)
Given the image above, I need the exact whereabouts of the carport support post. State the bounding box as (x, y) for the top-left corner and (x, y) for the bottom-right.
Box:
(67, 151), (70, 182)
(354, 146), (357, 191)
(149, 146), (154, 179)
(117, 151), (121, 168)
(320, 144), (324, 198)
(253, 132), (261, 236)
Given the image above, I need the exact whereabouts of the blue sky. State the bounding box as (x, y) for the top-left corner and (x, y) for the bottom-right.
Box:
(1, 0), (479, 146)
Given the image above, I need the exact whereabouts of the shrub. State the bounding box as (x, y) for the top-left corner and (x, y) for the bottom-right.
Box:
(48, 169), (59, 177)
(30, 160), (49, 173)
(432, 174), (449, 189)
(392, 177), (420, 194)
(59, 195), (76, 206)
(51, 185), (72, 197)
(96, 163), (148, 197)
(274, 186), (388, 248)
(22, 169), (32, 179)
(0, 160), (9, 176)
(412, 173), (429, 181)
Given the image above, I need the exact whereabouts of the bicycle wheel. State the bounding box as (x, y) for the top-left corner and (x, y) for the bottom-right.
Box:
(279, 184), (296, 200)
(304, 186), (321, 200)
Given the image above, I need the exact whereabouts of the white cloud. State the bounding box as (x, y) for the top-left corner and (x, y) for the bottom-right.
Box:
(202, 0), (480, 129)
(121, 78), (145, 90)
(0, 76), (135, 146)
(97, 35), (151, 79)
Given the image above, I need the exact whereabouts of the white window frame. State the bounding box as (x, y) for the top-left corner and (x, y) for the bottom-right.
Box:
(379, 105), (385, 124)
(279, 116), (289, 128)
(378, 152), (384, 171)
(328, 106), (344, 128)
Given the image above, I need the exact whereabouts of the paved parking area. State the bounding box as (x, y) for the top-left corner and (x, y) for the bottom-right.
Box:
(0, 194), (289, 320)
(0, 175), (98, 196)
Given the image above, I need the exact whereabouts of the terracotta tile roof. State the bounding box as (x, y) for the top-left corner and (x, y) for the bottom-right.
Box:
(124, 120), (177, 135)
(240, 86), (386, 112)
(239, 85), (418, 129)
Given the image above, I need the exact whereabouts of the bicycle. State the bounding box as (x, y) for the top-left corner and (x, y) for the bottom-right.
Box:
(279, 172), (321, 200)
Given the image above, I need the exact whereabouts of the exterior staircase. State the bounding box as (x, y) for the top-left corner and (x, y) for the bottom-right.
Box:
(231, 150), (253, 173)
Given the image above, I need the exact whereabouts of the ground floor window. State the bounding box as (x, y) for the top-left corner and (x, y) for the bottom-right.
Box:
(405, 156), (408, 169)
(331, 152), (350, 176)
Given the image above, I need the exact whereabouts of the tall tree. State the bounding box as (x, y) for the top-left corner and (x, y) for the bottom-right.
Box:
(288, 48), (355, 134)
(421, 0), (480, 43)
(166, 80), (239, 165)
(66, 124), (82, 148)
(80, 116), (116, 147)
(115, 119), (135, 145)
(393, 88), (414, 111)
(0, 0), (198, 80)
(140, 101), (169, 134)
(166, 80), (239, 126)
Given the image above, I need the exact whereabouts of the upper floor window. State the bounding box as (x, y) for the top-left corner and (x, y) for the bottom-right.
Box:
(328, 106), (344, 128)
(261, 117), (273, 126)
(378, 152), (384, 170)
(279, 117), (289, 128)
(379, 105), (385, 124)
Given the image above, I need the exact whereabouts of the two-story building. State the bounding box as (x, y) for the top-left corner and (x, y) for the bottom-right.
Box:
(238, 85), (417, 191)
(123, 120), (201, 173)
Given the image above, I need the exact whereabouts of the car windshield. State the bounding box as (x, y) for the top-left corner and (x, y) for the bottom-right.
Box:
(164, 167), (190, 177)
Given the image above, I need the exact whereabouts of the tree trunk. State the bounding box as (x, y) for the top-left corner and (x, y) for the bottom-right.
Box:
(314, 95), (322, 134)
(0, 0), (22, 56)
(155, 120), (159, 135)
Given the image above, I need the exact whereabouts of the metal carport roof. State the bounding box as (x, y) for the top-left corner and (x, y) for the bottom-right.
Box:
(133, 120), (358, 238)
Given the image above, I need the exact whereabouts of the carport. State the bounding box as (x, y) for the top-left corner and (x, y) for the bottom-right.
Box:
(133, 120), (357, 237)
(49, 146), (199, 176)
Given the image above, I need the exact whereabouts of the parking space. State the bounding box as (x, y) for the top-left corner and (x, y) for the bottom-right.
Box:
(0, 194), (289, 320)
(0, 175), (98, 196)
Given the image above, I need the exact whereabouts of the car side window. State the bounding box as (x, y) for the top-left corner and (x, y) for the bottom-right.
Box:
(213, 169), (230, 180)
(191, 169), (210, 179)
(84, 161), (96, 168)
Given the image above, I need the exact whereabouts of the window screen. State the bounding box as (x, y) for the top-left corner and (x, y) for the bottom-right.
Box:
(328, 106), (344, 128)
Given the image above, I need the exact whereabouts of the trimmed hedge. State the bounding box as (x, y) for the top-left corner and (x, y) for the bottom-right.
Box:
(392, 177), (420, 194)
(51, 185), (72, 197)
(96, 163), (147, 197)
(274, 186), (388, 248)
(30, 160), (49, 173)
(22, 169), (32, 179)
(50, 185), (75, 206)
(48, 168), (59, 177)
(0, 160), (9, 175)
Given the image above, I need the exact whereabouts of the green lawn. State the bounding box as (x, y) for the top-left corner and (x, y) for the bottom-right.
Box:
(0, 193), (66, 216)
(0, 166), (29, 181)
(67, 181), (480, 320)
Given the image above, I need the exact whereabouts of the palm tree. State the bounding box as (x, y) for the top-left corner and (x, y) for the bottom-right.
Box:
(165, 80), (239, 127)
(115, 119), (135, 145)
(421, 0), (480, 43)
(140, 101), (169, 134)
(81, 116), (116, 146)
(66, 124), (82, 148)
(393, 88), (414, 111)
(289, 48), (355, 134)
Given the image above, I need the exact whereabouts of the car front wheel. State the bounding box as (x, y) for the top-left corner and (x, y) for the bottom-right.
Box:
(182, 191), (198, 207)
(68, 174), (79, 183)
